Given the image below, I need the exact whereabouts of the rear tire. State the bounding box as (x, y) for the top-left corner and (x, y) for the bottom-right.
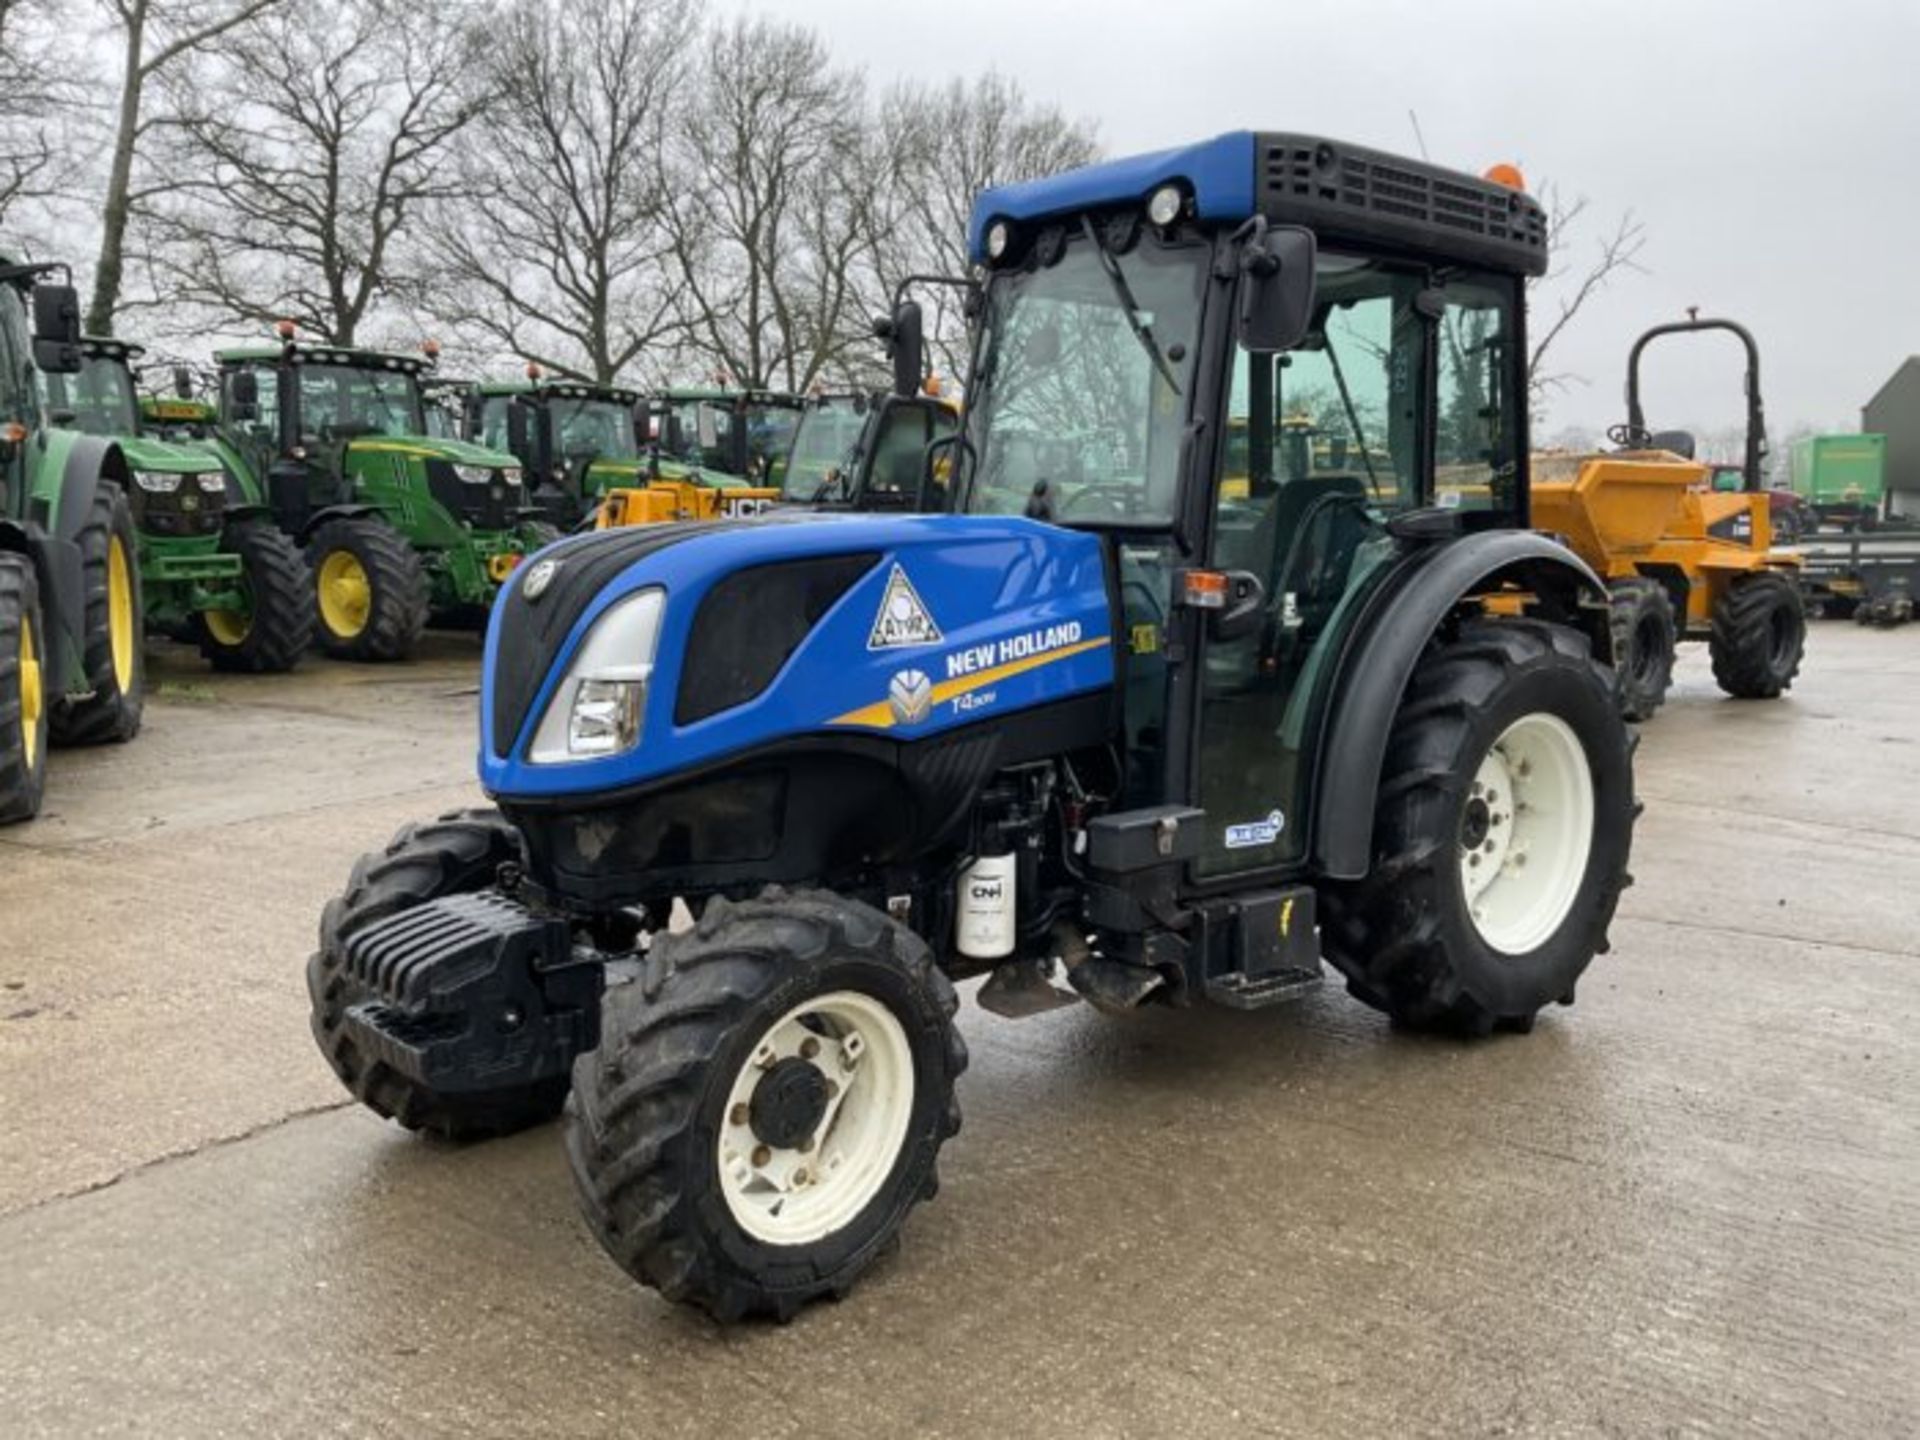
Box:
(0, 554), (49, 824)
(1709, 571), (1805, 699)
(308, 518), (427, 662)
(196, 521), (315, 673)
(566, 890), (966, 1322)
(308, 808), (567, 1138)
(1607, 578), (1675, 721)
(1320, 620), (1637, 1035)
(48, 481), (143, 746)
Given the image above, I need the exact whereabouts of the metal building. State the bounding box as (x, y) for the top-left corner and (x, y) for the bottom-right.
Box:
(1864, 357), (1920, 516)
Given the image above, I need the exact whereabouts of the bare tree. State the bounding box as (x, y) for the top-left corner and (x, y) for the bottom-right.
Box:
(661, 16), (868, 391)
(0, 0), (72, 227)
(87, 0), (286, 333)
(1527, 184), (1648, 413)
(425, 0), (693, 385)
(143, 0), (488, 346)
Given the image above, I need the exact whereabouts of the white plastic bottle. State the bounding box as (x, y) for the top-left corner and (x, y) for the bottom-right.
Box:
(955, 854), (1016, 960)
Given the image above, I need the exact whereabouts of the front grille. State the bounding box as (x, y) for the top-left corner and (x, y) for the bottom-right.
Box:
(131, 480), (226, 537)
(427, 461), (519, 531)
(1259, 134), (1547, 275)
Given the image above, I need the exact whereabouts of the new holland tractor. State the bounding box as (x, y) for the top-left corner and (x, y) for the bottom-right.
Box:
(215, 330), (557, 660)
(308, 133), (1638, 1319)
(42, 339), (313, 672)
(1530, 314), (1805, 720)
(0, 260), (143, 823)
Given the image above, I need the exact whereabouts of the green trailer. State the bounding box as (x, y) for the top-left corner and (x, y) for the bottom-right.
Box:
(1791, 433), (1886, 531)
(213, 335), (557, 660)
(0, 259), (143, 822)
(42, 339), (314, 672)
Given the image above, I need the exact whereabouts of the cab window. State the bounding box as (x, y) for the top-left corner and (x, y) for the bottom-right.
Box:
(1434, 274), (1522, 519)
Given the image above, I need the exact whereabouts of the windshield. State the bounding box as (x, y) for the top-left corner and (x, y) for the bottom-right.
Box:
(297, 363), (424, 439)
(743, 402), (800, 480)
(43, 355), (139, 436)
(782, 397), (867, 498)
(552, 397), (639, 461)
(962, 227), (1207, 524)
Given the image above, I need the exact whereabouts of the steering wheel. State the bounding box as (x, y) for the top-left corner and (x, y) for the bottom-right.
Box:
(1055, 482), (1140, 519)
(1607, 423), (1651, 449)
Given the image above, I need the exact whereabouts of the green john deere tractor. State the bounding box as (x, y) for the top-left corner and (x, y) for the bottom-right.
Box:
(780, 388), (962, 511)
(0, 259), (142, 823)
(469, 375), (650, 529)
(214, 335), (557, 661)
(650, 386), (804, 486)
(42, 339), (313, 673)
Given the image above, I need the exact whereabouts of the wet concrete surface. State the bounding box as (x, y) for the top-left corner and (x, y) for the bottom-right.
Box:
(1, 626), (1917, 1436)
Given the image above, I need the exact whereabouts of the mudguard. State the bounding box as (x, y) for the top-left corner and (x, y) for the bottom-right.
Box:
(299, 501), (387, 541)
(1311, 530), (1609, 880)
(26, 432), (126, 674)
(481, 513), (1116, 801)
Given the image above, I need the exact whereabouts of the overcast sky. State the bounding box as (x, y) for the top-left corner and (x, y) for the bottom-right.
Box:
(737, 0), (1918, 439)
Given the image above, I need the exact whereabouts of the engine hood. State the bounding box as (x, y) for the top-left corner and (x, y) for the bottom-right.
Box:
(120, 433), (224, 473)
(480, 513), (1116, 800)
(348, 434), (518, 469)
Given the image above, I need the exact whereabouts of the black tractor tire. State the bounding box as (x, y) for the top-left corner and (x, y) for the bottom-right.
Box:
(1709, 571), (1806, 699)
(195, 521), (316, 673)
(308, 517), (428, 662)
(566, 890), (967, 1322)
(0, 554), (49, 824)
(1608, 577), (1676, 721)
(308, 807), (567, 1138)
(48, 481), (144, 746)
(1320, 619), (1637, 1036)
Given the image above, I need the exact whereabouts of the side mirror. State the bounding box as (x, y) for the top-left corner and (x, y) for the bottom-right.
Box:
(30, 282), (82, 374)
(696, 403), (719, 450)
(633, 401), (652, 449)
(506, 399), (529, 454)
(173, 367), (193, 400)
(228, 370), (260, 422)
(882, 300), (924, 398)
(1237, 222), (1316, 354)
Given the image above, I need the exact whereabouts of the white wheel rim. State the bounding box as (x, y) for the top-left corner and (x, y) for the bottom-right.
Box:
(716, 990), (915, 1247)
(1459, 712), (1595, 955)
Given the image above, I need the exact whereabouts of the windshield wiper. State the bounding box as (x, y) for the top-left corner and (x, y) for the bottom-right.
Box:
(1321, 326), (1383, 497)
(1079, 216), (1181, 397)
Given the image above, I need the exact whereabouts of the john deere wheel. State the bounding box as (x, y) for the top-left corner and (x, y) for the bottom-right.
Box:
(49, 481), (143, 747)
(196, 522), (315, 673)
(308, 808), (568, 1138)
(566, 891), (966, 1321)
(1710, 572), (1805, 699)
(1320, 620), (1637, 1035)
(308, 518), (427, 662)
(0, 554), (48, 824)
(1608, 578), (1676, 721)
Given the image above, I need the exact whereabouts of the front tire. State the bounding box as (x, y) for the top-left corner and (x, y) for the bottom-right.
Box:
(49, 481), (143, 746)
(566, 891), (966, 1322)
(1320, 620), (1637, 1035)
(1709, 571), (1805, 699)
(0, 554), (49, 824)
(196, 521), (316, 673)
(308, 518), (428, 662)
(308, 808), (567, 1138)
(1608, 577), (1675, 721)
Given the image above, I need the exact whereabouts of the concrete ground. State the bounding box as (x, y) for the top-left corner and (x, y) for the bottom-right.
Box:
(1, 624), (1916, 1438)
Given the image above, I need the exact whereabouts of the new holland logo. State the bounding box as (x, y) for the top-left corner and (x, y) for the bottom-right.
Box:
(521, 558), (559, 600)
(867, 564), (942, 650)
(888, 669), (933, 726)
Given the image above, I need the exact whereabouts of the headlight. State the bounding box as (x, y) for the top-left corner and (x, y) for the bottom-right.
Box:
(453, 463), (495, 484)
(193, 472), (227, 497)
(528, 588), (664, 763)
(133, 470), (182, 493)
(501, 467), (522, 487)
(986, 220), (1011, 260)
(1147, 184), (1185, 228)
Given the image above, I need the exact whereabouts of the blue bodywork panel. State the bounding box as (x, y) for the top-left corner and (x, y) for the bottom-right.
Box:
(968, 131), (1256, 262)
(481, 514), (1116, 800)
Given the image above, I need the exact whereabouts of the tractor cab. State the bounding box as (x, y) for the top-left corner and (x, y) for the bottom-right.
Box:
(419, 376), (474, 443)
(650, 387), (803, 485)
(780, 387), (961, 511)
(472, 374), (647, 528)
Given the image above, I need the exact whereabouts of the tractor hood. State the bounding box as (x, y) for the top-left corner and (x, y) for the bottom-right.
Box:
(119, 432), (223, 474)
(480, 513), (1115, 800)
(347, 434), (519, 470)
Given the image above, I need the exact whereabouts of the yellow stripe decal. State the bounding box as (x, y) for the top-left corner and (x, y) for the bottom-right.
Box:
(829, 636), (1110, 729)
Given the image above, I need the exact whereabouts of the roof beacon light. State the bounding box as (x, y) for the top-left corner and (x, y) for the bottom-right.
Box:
(422, 338), (442, 360)
(275, 318), (297, 341)
(527, 361), (543, 380)
(1146, 184), (1184, 228)
(985, 220), (1012, 261)
(1483, 163), (1527, 192)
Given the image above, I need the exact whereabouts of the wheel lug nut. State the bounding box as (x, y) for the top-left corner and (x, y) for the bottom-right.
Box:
(800, 1037), (820, 1060)
(798, 1136), (815, 1153)
(751, 1144), (770, 1168)
(729, 1103), (749, 1127)
(825, 1079), (839, 1099)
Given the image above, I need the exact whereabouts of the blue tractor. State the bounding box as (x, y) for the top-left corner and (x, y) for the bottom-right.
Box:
(309, 133), (1637, 1319)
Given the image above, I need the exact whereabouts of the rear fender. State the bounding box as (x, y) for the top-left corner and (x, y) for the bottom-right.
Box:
(298, 502), (387, 543)
(28, 434), (128, 673)
(1312, 531), (1610, 880)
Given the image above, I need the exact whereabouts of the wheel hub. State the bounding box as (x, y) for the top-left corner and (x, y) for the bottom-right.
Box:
(748, 1057), (830, 1150)
(1460, 794), (1493, 851)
